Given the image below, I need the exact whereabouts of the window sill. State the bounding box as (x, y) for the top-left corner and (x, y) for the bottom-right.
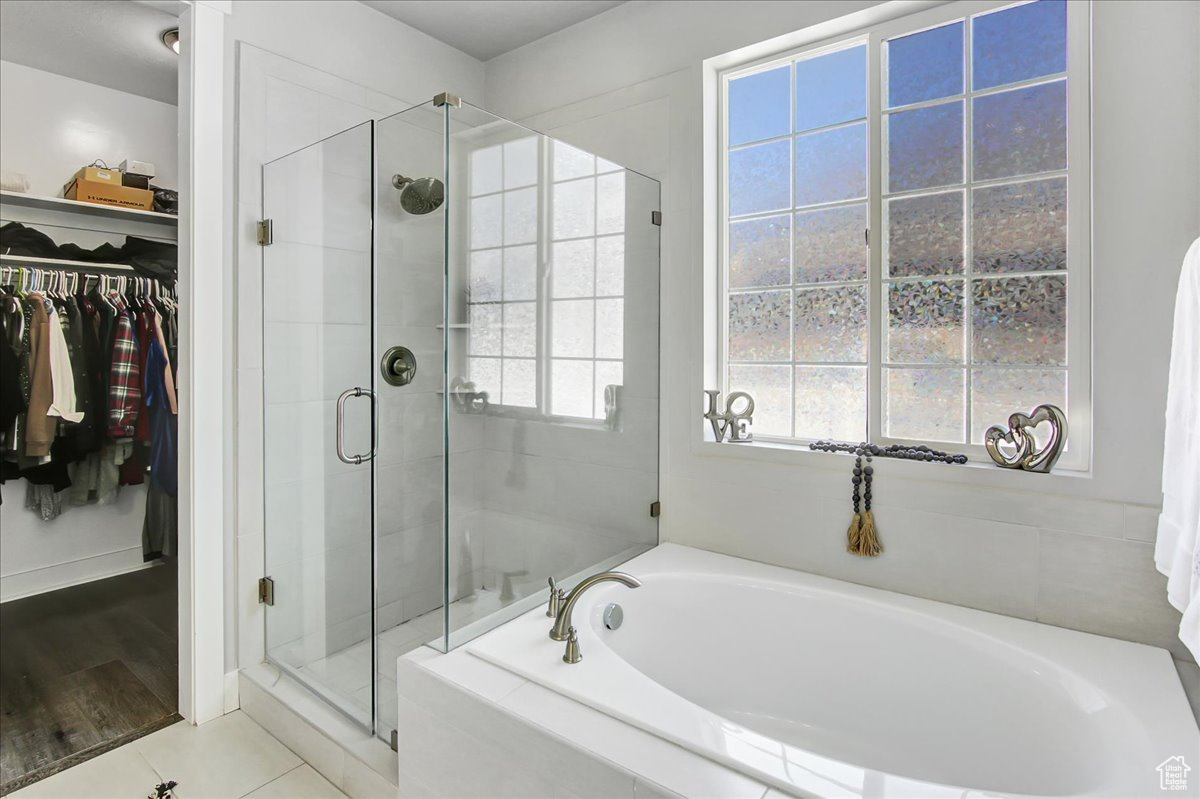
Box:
(694, 435), (1092, 495)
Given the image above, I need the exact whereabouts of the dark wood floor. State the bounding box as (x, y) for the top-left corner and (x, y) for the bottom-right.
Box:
(0, 564), (179, 794)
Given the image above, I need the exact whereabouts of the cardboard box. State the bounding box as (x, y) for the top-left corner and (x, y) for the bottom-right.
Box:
(65, 176), (154, 210)
(71, 166), (123, 186)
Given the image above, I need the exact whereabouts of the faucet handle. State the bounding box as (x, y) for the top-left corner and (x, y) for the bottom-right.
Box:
(546, 577), (565, 618)
(563, 626), (581, 664)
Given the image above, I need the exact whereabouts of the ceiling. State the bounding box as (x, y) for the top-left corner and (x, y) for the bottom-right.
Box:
(0, 0), (179, 105)
(358, 0), (626, 61)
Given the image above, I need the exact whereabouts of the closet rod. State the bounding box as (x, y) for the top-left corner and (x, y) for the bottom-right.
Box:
(0, 254), (137, 274)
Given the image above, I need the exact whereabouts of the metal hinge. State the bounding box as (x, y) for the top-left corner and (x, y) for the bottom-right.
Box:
(389, 729), (399, 751)
(651, 210), (662, 226)
(258, 576), (275, 606)
(864, 227), (870, 246)
(257, 219), (273, 246)
(433, 92), (461, 108)
(650, 501), (661, 518)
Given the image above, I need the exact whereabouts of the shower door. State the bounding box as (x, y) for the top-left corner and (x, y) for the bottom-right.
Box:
(261, 121), (378, 729)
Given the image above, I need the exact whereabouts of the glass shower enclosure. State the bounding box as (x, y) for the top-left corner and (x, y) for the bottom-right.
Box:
(260, 97), (660, 740)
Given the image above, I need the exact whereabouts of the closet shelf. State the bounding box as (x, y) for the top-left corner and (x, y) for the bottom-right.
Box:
(0, 253), (136, 274)
(0, 190), (178, 227)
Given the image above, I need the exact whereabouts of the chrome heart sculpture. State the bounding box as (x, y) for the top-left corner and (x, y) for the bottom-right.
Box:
(984, 404), (1067, 473)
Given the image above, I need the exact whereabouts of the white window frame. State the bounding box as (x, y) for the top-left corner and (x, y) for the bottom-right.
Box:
(712, 0), (1092, 470)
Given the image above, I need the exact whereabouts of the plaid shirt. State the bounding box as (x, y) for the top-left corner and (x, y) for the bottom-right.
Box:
(108, 309), (142, 438)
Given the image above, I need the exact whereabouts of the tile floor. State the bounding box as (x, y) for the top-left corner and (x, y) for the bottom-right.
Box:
(6, 711), (348, 799)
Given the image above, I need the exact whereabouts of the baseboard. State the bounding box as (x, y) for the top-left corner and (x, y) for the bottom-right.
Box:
(0, 547), (155, 603)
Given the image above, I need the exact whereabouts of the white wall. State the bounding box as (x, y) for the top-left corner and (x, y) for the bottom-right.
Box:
(0, 60), (178, 195)
(0, 60), (178, 602)
(483, 0), (1200, 673)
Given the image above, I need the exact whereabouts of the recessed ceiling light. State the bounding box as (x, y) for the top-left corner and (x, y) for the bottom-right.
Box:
(162, 28), (180, 55)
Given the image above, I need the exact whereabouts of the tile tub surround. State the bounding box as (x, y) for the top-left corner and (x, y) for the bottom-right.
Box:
(399, 544), (1200, 799)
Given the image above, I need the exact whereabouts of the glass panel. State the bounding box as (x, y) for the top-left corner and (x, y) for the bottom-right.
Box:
(794, 285), (867, 362)
(596, 236), (624, 296)
(794, 204), (867, 283)
(886, 280), (964, 363)
(972, 81), (1066, 181)
(972, 275), (1067, 365)
(503, 245), (537, 301)
(469, 249), (501, 302)
(973, 178), (1067, 273)
(502, 358), (536, 407)
(553, 140), (595, 180)
(596, 173), (625, 235)
(728, 364), (791, 437)
(552, 298), (594, 358)
(729, 215), (791, 289)
(552, 359), (593, 417)
(729, 290), (791, 361)
(973, 0), (1067, 91)
(502, 302), (536, 357)
(504, 186), (537, 244)
(795, 123), (867, 206)
(887, 191), (963, 277)
(795, 45), (867, 133)
(795, 366), (867, 441)
(887, 101), (963, 193)
(729, 65), (791, 146)
(885, 368), (965, 442)
(595, 299), (623, 359)
(970, 368), (1066, 443)
(595, 361), (624, 422)
(503, 137), (538, 189)
(470, 144), (502, 195)
(469, 304), (502, 355)
(887, 21), (963, 108)
(470, 194), (502, 248)
(552, 177), (595, 239)
(551, 239), (594, 298)
(264, 121), (375, 729)
(730, 140), (790, 216)
(470, 357), (501, 399)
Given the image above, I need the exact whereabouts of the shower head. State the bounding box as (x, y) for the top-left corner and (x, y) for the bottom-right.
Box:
(392, 174), (445, 215)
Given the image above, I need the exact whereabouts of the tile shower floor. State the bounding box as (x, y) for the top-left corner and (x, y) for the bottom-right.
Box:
(272, 587), (514, 736)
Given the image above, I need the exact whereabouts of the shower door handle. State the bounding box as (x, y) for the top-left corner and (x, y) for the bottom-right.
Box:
(336, 387), (377, 465)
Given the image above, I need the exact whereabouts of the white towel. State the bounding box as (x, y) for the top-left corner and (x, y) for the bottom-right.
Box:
(46, 307), (85, 424)
(1156, 237), (1200, 661)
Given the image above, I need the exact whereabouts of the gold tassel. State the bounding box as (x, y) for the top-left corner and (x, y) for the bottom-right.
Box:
(857, 510), (882, 557)
(846, 512), (862, 553)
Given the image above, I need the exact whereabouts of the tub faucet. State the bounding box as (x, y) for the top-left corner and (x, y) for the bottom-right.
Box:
(549, 570), (641, 644)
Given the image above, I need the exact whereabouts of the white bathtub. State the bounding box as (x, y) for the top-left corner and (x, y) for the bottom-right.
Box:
(469, 544), (1199, 798)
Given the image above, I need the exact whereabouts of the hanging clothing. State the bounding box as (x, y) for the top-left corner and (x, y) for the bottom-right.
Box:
(145, 334), (177, 497)
(1156, 237), (1200, 662)
(107, 309), (141, 439)
(24, 295), (55, 457)
(46, 307), (84, 423)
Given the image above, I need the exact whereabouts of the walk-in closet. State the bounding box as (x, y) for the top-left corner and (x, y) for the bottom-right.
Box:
(0, 2), (183, 792)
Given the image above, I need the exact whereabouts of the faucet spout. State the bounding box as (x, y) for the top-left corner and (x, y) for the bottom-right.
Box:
(550, 570), (641, 641)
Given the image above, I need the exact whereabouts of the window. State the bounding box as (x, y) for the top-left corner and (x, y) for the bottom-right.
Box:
(718, 0), (1087, 460)
(467, 137), (627, 422)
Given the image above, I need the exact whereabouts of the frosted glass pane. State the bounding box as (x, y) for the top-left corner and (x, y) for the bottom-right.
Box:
(730, 140), (790, 216)
(730, 215), (791, 289)
(887, 191), (963, 277)
(795, 366), (866, 441)
(471, 144), (501, 196)
(551, 239), (593, 298)
(886, 280), (964, 363)
(729, 65), (790, 146)
(552, 299), (594, 358)
(502, 358), (536, 407)
(552, 178), (595, 239)
(503, 137), (538, 189)
(597, 173), (625, 235)
(794, 203), (867, 284)
(973, 81), (1066, 181)
(970, 368), (1066, 444)
(887, 22), (963, 108)
(972, 275), (1066, 365)
(469, 357), (500, 399)
(552, 359), (593, 417)
(597, 157), (621, 174)
(469, 304), (501, 356)
(887, 101), (963, 193)
(795, 45), (866, 132)
(595, 361), (623, 421)
(553, 141), (594, 180)
(470, 194), (502, 249)
(795, 123), (866, 206)
(728, 364), (791, 437)
(596, 299), (623, 359)
(504, 186), (537, 244)
(885, 368), (965, 442)
(596, 236), (624, 296)
(794, 285), (867, 362)
(470, 249), (501, 303)
(503, 245), (537, 301)
(729, 290), (790, 361)
(503, 302), (536, 357)
(973, 0), (1067, 91)
(973, 177), (1066, 273)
